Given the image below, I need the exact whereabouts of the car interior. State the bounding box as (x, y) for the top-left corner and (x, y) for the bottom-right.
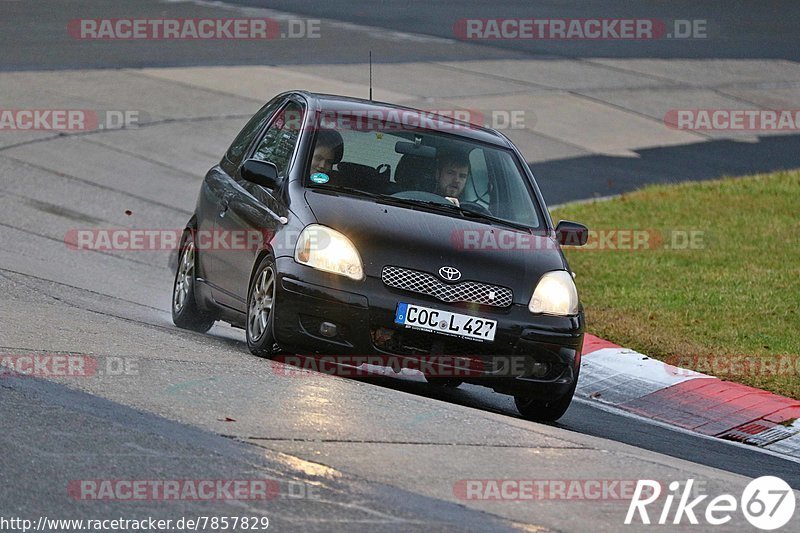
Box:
(309, 125), (540, 228)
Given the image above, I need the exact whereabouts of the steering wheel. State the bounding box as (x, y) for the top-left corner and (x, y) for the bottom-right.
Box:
(459, 201), (492, 215)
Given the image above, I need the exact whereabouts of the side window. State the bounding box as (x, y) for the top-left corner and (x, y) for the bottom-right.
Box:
(251, 102), (305, 177)
(221, 98), (283, 174)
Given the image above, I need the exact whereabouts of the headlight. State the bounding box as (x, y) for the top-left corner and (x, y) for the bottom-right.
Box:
(528, 270), (579, 316)
(294, 224), (364, 280)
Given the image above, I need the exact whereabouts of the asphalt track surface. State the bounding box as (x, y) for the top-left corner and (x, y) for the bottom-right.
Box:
(1, 1), (799, 531)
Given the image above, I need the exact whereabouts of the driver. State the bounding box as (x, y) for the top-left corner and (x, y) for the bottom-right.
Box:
(311, 129), (344, 175)
(434, 150), (470, 206)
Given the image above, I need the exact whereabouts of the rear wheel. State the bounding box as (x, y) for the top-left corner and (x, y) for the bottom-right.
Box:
(514, 375), (578, 422)
(246, 255), (279, 357)
(172, 232), (215, 333)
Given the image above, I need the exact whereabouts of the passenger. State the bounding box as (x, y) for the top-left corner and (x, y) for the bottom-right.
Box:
(310, 129), (344, 176)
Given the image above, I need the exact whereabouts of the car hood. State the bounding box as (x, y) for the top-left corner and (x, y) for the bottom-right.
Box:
(304, 190), (567, 304)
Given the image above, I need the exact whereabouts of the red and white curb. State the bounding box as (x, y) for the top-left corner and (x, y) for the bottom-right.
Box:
(578, 335), (800, 459)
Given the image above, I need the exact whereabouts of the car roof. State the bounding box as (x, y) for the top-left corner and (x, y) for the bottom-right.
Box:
(284, 91), (514, 148)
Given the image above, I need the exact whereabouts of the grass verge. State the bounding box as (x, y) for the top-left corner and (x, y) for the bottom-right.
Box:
(551, 170), (800, 399)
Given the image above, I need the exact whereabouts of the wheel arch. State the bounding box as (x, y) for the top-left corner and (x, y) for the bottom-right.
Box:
(248, 245), (278, 289)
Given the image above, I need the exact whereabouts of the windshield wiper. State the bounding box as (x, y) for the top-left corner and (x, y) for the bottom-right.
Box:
(457, 207), (532, 232)
(318, 188), (460, 213)
(395, 199), (533, 232)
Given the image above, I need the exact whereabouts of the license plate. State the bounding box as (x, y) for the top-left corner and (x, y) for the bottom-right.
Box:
(394, 302), (496, 342)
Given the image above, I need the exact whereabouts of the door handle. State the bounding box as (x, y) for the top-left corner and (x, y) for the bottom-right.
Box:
(219, 199), (229, 218)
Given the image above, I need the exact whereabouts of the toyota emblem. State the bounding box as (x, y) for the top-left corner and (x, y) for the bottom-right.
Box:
(438, 266), (461, 281)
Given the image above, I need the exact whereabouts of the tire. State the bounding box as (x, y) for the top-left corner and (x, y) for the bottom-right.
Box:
(172, 231), (215, 333)
(246, 255), (279, 357)
(514, 373), (579, 422)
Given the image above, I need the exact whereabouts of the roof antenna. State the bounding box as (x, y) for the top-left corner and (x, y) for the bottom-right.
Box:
(369, 51), (373, 101)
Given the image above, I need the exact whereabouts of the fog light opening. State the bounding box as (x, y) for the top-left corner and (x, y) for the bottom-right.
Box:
(319, 321), (338, 338)
(531, 362), (551, 378)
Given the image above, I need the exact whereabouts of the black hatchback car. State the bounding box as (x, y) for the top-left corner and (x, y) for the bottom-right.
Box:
(172, 91), (589, 421)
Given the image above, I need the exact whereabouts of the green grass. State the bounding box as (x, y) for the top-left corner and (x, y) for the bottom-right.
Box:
(551, 170), (800, 399)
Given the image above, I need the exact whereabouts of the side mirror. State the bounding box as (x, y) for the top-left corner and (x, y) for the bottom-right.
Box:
(241, 158), (280, 189)
(555, 220), (589, 246)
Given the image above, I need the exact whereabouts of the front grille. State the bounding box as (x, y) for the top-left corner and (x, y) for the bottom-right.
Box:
(381, 266), (513, 308)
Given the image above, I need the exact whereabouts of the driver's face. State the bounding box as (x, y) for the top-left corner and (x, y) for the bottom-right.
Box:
(436, 163), (469, 197)
(311, 145), (336, 174)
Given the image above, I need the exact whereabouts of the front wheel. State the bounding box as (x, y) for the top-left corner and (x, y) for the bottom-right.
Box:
(514, 376), (578, 422)
(172, 232), (215, 333)
(246, 255), (279, 357)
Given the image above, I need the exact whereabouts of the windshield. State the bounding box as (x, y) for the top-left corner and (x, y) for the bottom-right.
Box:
(305, 113), (544, 230)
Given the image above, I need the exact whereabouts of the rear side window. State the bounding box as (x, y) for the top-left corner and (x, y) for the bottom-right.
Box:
(221, 98), (284, 174)
(251, 102), (305, 177)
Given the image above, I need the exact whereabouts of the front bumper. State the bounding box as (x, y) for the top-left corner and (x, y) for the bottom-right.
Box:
(271, 257), (584, 396)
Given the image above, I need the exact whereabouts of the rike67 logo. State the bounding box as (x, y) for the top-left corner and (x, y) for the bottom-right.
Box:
(626, 477), (795, 529)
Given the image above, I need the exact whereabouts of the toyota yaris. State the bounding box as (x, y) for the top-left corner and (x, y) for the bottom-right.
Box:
(172, 91), (589, 421)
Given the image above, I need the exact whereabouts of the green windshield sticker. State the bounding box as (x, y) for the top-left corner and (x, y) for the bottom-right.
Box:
(310, 172), (330, 184)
